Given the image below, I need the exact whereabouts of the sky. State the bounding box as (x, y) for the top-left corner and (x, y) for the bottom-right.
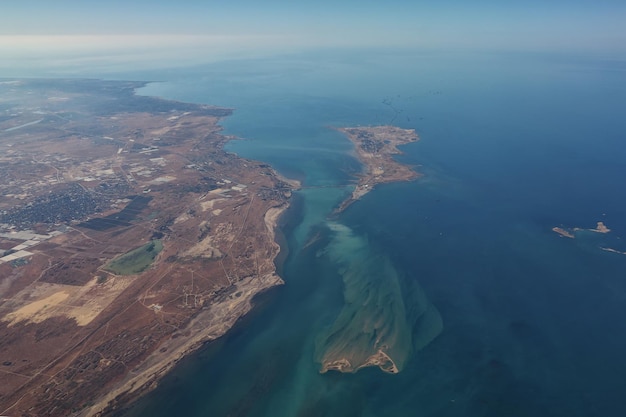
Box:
(1, 0), (626, 75)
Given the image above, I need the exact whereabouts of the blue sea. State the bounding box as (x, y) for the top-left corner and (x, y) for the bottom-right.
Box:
(123, 49), (626, 416)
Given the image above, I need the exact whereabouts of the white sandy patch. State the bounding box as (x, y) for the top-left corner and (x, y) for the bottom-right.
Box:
(174, 212), (191, 224)
(1, 277), (134, 327)
(150, 175), (176, 184)
(3, 291), (70, 326)
(200, 198), (225, 212)
(182, 236), (223, 259)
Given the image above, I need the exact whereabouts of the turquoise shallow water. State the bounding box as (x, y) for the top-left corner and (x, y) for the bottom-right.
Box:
(123, 50), (626, 416)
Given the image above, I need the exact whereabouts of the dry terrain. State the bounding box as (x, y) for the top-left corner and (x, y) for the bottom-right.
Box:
(336, 125), (420, 212)
(0, 79), (295, 416)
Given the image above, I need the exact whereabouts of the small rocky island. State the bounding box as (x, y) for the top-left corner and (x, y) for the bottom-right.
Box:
(552, 221), (626, 255)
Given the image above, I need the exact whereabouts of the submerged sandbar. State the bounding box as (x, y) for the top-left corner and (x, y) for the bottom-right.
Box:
(315, 223), (442, 376)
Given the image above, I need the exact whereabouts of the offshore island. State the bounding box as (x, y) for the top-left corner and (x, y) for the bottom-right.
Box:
(552, 221), (626, 255)
(0, 79), (296, 417)
(314, 125), (441, 376)
(335, 125), (420, 212)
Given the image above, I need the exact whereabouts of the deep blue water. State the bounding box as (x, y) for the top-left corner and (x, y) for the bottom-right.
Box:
(125, 50), (626, 416)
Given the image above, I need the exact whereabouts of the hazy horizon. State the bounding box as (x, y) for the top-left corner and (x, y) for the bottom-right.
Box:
(2, 0), (626, 76)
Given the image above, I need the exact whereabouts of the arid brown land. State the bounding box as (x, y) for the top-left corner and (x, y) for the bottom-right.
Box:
(335, 125), (420, 212)
(0, 79), (295, 417)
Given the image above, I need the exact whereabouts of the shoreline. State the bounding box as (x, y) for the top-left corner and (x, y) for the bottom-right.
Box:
(0, 78), (296, 417)
(84, 205), (288, 416)
(84, 269), (285, 417)
(81, 90), (294, 417)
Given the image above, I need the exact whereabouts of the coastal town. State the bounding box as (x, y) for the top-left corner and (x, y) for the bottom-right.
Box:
(0, 79), (295, 417)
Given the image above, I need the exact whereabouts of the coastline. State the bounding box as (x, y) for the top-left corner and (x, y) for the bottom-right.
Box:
(81, 93), (294, 417)
(0, 79), (295, 417)
(84, 205), (289, 417)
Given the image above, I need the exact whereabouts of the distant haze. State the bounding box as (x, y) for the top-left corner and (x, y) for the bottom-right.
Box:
(2, 0), (626, 75)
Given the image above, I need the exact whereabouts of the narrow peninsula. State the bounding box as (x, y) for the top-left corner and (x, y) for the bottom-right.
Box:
(336, 125), (420, 212)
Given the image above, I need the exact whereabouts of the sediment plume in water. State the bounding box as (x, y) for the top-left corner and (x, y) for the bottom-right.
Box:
(316, 223), (442, 374)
